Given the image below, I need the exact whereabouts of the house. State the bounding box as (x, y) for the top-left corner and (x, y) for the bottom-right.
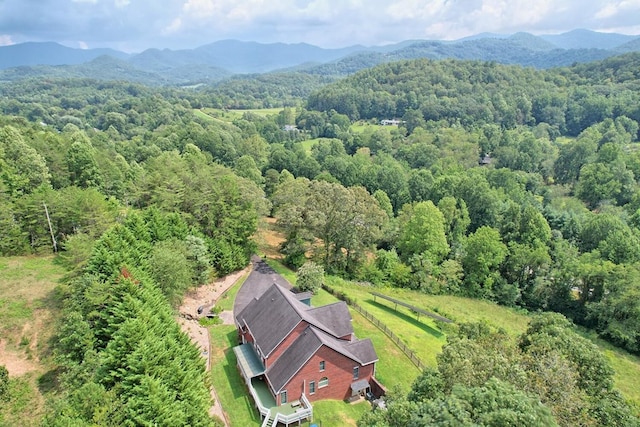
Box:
(479, 153), (493, 166)
(233, 258), (379, 425)
(380, 119), (401, 126)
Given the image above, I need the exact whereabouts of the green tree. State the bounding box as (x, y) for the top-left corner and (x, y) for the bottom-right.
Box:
(66, 139), (103, 188)
(0, 125), (51, 195)
(233, 155), (264, 186)
(397, 201), (449, 264)
(437, 196), (470, 252)
(295, 261), (324, 293)
(412, 379), (558, 427)
(461, 226), (507, 299)
(148, 240), (193, 306)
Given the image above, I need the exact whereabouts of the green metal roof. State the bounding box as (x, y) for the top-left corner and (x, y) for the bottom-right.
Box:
(234, 343), (265, 379)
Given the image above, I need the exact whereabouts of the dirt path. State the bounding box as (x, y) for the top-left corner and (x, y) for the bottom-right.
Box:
(177, 267), (251, 426)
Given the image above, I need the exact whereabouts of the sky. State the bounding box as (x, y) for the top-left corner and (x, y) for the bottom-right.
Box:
(1, 0), (640, 52)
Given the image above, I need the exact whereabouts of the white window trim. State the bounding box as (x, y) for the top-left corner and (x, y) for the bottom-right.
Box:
(318, 377), (329, 388)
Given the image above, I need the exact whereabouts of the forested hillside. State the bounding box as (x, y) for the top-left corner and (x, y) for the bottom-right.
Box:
(1, 52), (640, 425)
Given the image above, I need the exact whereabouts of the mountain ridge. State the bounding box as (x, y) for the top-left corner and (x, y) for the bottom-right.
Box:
(1, 30), (639, 85)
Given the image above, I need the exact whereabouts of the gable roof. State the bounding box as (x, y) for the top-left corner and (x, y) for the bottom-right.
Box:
(237, 284), (303, 357)
(267, 326), (323, 393)
(306, 302), (353, 338)
(267, 325), (378, 393)
(236, 280), (355, 357)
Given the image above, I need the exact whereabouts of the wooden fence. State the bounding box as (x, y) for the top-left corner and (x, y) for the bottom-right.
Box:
(322, 284), (426, 371)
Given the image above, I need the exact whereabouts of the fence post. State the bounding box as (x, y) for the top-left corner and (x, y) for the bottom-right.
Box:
(323, 283), (425, 371)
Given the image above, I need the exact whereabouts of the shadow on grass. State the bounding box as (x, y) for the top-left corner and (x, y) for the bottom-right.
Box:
(365, 299), (444, 338)
(37, 367), (63, 394)
(213, 327), (261, 424)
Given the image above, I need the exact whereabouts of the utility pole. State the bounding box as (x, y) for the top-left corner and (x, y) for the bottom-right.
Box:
(43, 202), (57, 253)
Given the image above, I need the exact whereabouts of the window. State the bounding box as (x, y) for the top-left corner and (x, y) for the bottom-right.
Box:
(309, 381), (316, 395)
(319, 360), (325, 372)
(353, 366), (359, 380)
(281, 390), (288, 404)
(319, 377), (329, 388)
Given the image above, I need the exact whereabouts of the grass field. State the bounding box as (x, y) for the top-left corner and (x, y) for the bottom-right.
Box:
(197, 108), (284, 123)
(350, 121), (389, 133)
(0, 256), (65, 426)
(299, 138), (321, 153)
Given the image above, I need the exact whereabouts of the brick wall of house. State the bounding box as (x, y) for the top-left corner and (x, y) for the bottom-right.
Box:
(240, 327), (254, 345)
(276, 344), (375, 405)
(266, 321), (309, 369)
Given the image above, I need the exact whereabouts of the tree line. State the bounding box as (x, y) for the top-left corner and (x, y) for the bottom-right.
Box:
(2, 53), (640, 423)
(359, 314), (639, 426)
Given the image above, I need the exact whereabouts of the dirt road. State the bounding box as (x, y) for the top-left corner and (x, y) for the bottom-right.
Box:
(177, 266), (251, 425)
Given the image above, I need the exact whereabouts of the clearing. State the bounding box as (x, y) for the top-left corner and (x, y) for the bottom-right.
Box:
(0, 256), (66, 426)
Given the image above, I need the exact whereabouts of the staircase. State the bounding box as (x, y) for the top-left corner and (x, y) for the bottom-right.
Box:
(261, 410), (276, 427)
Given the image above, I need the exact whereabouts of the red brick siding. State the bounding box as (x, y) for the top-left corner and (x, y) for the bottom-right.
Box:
(240, 328), (254, 345)
(276, 345), (375, 404)
(266, 321), (308, 369)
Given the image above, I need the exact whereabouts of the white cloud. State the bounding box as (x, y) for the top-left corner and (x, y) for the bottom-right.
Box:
(1, 0), (640, 50)
(78, 41), (89, 49)
(0, 35), (14, 46)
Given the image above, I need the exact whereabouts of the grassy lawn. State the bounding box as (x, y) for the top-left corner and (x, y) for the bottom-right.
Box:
(311, 288), (421, 392)
(209, 325), (263, 427)
(198, 108), (283, 123)
(264, 258), (297, 283)
(0, 256), (66, 426)
(312, 399), (371, 426)
(299, 138), (322, 153)
(216, 273), (249, 312)
(576, 327), (640, 407)
(350, 121), (387, 133)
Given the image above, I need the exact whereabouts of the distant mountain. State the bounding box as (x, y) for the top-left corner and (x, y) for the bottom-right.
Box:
(456, 32), (510, 42)
(540, 29), (637, 50)
(0, 42), (129, 69)
(1, 30), (639, 85)
(508, 33), (557, 51)
(296, 37), (615, 76)
(615, 37), (640, 53)
(129, 40), (366, 74)
(0, 55), (229, 86)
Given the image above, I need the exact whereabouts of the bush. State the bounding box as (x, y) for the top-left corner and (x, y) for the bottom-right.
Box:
(0, 365), (9, 402)
(295, 261), (324, 293)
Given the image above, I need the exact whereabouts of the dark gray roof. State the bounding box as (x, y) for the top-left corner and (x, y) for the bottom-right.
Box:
(267, 326), (323, 393)
(306, 302), (353, 338)
(235, 256), (377, 391)
(236, 284), (302, 357)
(351, 379), (370, 392)
(293, 291), (313, 301)
(312, 327), (378, 366)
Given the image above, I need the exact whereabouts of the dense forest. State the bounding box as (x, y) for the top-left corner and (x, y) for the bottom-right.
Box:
(2, 52), (640, 425)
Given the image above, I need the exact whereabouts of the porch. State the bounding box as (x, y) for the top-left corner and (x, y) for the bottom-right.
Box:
(233, 344), (313, 426)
